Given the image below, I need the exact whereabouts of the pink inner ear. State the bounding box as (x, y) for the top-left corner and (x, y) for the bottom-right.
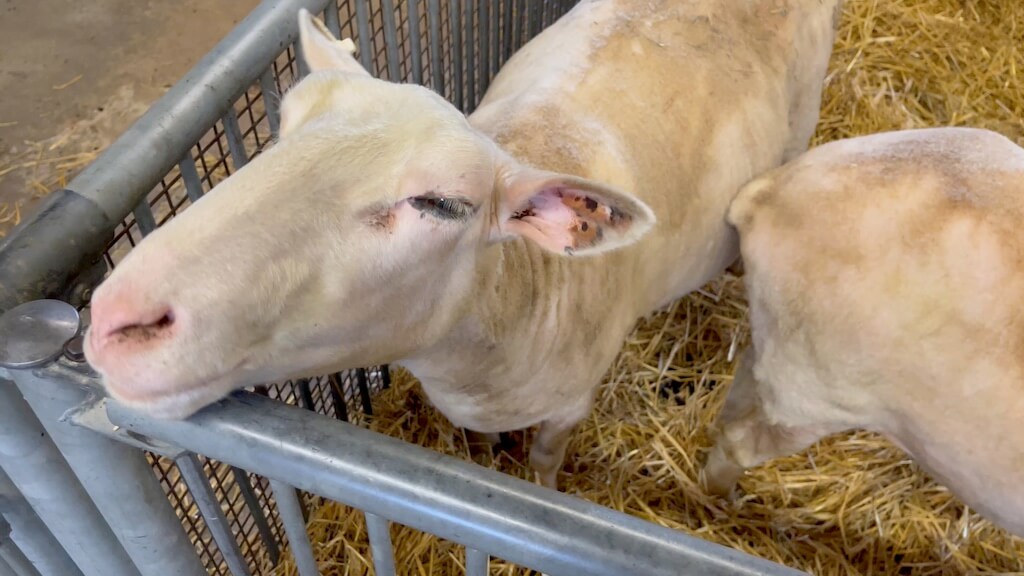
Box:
(507, 187), (623, 254)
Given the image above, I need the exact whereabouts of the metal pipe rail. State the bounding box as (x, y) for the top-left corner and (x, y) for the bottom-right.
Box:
(84, 382), (802, 576)
(0, 298), (807, 576)
(0, 294), (807, 575)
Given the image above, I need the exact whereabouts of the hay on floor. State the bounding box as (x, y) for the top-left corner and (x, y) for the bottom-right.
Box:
(265, 0), (1024, 574)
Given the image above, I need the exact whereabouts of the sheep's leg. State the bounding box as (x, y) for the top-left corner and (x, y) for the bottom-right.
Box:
(530, 410), (588, 490)
(703, 347), (836, 498)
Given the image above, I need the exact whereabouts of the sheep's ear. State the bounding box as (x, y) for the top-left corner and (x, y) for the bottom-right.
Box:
(297, 8), (368, 76)
(491, 165), (656, 257)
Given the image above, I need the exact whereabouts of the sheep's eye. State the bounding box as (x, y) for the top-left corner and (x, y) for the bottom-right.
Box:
(409, 195), (475, 220)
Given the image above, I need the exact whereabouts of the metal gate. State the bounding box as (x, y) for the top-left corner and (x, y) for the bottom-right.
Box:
(0, 1), (805, 575)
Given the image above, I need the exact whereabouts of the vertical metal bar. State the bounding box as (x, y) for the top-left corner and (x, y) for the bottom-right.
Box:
(515, 0), (526, 47)
(463, 0), (476, 109)
(502, 0), (514, 63)
(10, 369), (207, 576)
(293, 39), (310, 79)
(408, 0), (424, 85)
(490, 0), (500, 80)
(355, 369), (374, 416)
(528, 0), (540, 38)
(258, 69), (281, 139)
(178, 153), (205, 203)
(479, 0), (490, 88)
(221, 112), (249, 170)
(323, 0), (342, 38)
(0, 466), (83, 576)
(381, 365), (392, 389)
(426, 0), (444, 93)
(229, 467), (280, 566)
(355, 0), (374, 73)
(132, 199), (157, 237)
(449, 0), (464, 110)
(327, 374), (350, 422)
(175, 454), (252, 576)
(268, 480), (319, 576)
(296, 379), (316, 411)
(380, 0), (401, 81)
(365, 513), (396, 576)
(465, 547), (488, 576)
(0, 383), (140, 576)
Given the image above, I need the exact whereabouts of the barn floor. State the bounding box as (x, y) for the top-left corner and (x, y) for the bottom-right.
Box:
(0, 0), (261, 238)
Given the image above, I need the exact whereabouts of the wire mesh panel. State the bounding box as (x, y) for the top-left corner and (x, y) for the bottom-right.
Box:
(88, 1), (579, 573)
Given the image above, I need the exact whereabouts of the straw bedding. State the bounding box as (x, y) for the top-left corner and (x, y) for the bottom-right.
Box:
(265, 1), (1024, 574)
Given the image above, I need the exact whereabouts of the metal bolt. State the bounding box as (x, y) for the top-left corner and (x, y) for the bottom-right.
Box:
(80, 287), (93, 303)
(63, 335), (86, 363)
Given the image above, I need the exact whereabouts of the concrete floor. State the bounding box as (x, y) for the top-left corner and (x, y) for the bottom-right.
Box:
(0, 0), (261, 236)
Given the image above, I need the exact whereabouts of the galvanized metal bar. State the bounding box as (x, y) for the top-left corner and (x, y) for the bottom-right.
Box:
(502, 0), (514, 64)
(0, 0), (334, 313)
(295, 378), (316, 411)
(479, 0), (490, 86)
(258, 69), (281, 139)
(490, 1), (500, 80)
(365, 513), (396, 576)
(0, 520), (39, 576)
(106, 391), (807, 576)
(293, 38), (311, 79)
(9, 365), (207, 576)
(222, 112), (250, 170)
(380, 0), (401, 81)
(132, 199), (157, 237)
(229, 467), (280, 566)
(355, 0), (374, 73)
(177, 153), (205, 203)
(465, 547), (488, 576)
(407, 0), (424, 85)
(463, 0), (476, 109)
(0, 466), (83, 576)
(268, 480), (319, 576)
(327, 373), (350, 421)
(426, 0), (444, 93)
(0, 555), (15, 576)
(449, 0), (463, 109)
(528, 0), (540, 39)
(0, 383), (140, 576)
(355, 368), (373, 415)
(322, 0), (342, 38)
(515, 0), (526, 49)
(174, 453), (252, 576)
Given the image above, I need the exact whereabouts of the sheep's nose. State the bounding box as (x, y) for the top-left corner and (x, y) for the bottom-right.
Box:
(86, 287), (177, 363)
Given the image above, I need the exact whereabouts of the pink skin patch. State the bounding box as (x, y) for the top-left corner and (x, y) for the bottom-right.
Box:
(508, 187), (627, 254)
